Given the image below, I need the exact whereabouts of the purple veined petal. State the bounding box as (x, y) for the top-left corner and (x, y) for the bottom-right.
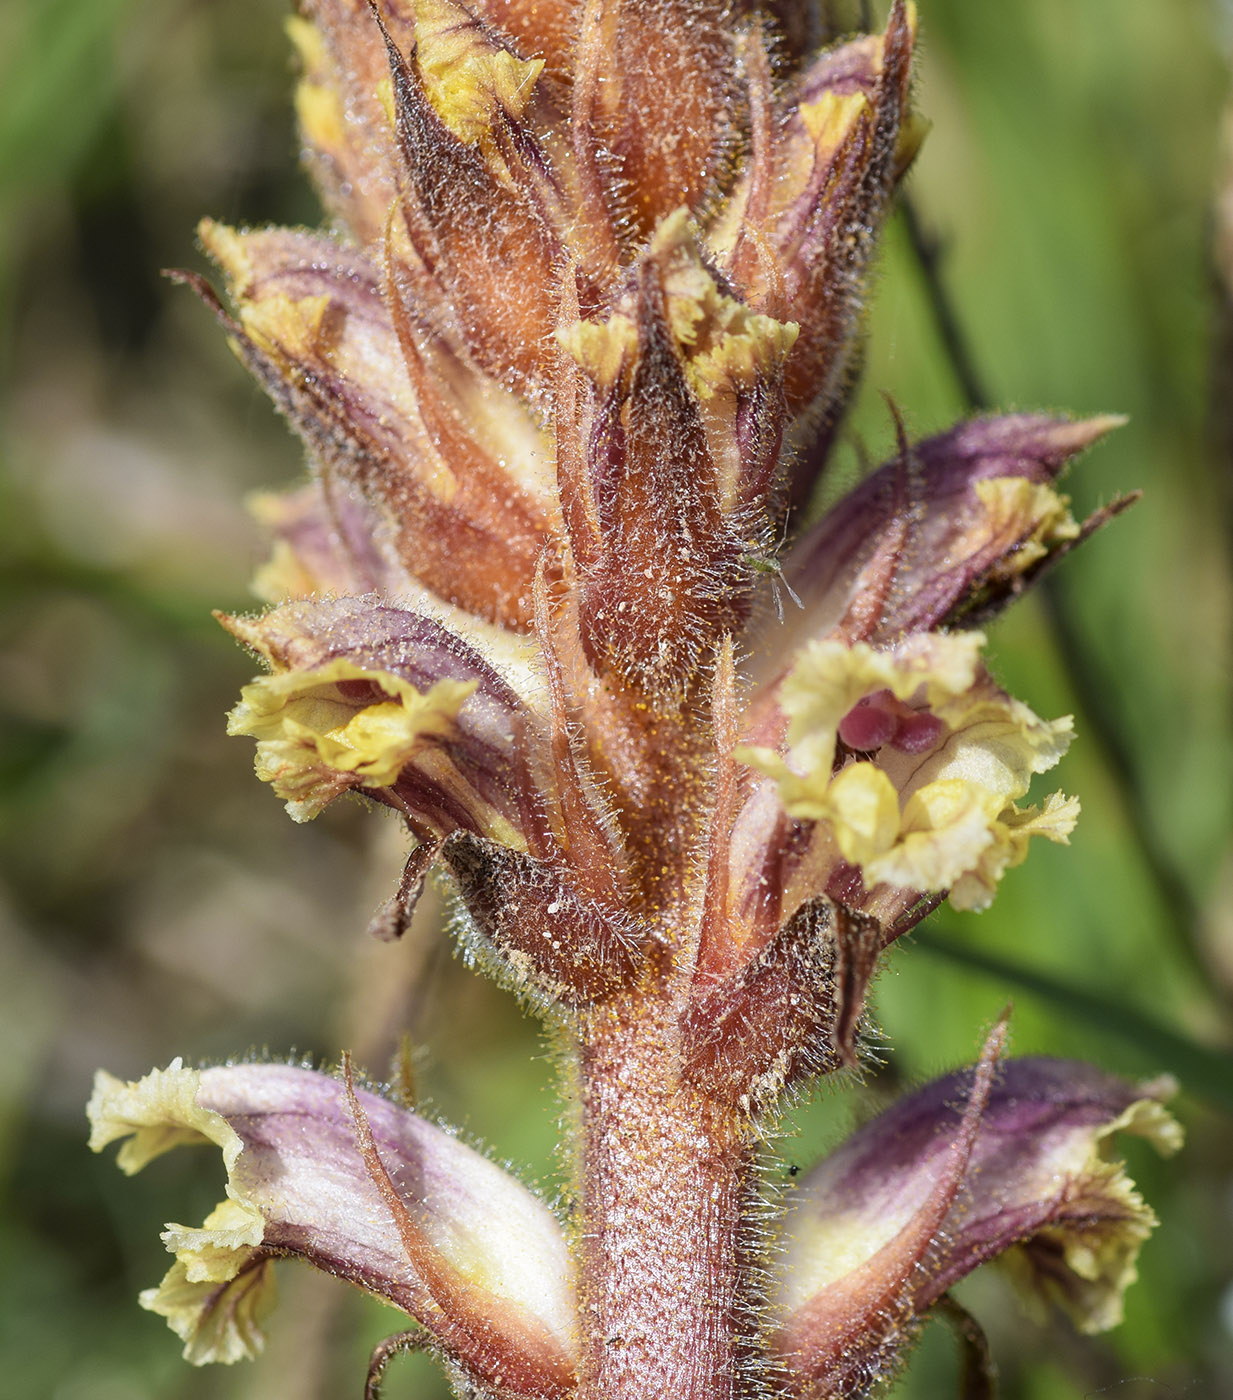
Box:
(222, 595), (556, 847)
(88, 1060), (577, 1396)
(224, 594), (533, 708)
(195, 221), (422, 468)
(770, 413), (1125, 672)
(793, 29), (886, 104)
(772, 1054), (1180, 1396)
(247, 478), (408, 605)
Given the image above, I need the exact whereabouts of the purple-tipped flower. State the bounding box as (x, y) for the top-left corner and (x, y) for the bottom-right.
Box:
(91, 2), (1173, 1397)
(88, 1060), (576, 1393)
(773, 1044), (1180, 1395)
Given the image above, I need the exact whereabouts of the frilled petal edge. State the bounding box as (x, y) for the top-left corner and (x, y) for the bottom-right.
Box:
(88, 1060), (577, 1394)
(743, 631), (1077, 911)
(221, 596), (547, 849)
(773, 1055), (1181, 1392)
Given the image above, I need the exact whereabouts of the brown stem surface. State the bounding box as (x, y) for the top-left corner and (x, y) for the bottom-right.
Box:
(575, 989), (762, 1400)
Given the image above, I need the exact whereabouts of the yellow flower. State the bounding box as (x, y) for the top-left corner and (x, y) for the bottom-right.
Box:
(744, 632), (1077, 910)
(227, 657), (475, 822)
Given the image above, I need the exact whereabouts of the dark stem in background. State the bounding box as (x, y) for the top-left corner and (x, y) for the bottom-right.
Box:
(915, 927), (1233, 1114)
(930, 1294), (996, 1400)
(896, 195), (1218, 998)
(897, 199), (992, 413)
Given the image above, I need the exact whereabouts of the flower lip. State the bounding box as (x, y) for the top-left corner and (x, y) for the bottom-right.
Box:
(741, 631), (1078, 912)
(226, 654), (477, 823)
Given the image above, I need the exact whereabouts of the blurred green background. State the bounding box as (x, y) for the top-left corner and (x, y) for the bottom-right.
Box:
(1, 1), (1231, 1397)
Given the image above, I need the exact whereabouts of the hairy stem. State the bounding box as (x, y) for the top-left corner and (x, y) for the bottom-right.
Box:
(575, 987), (762, 1400)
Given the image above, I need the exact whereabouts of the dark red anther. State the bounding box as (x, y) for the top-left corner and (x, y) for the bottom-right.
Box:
(890, 711), (945, 754)
(837, 690), (897, 752)
(839, 688), (947, 757)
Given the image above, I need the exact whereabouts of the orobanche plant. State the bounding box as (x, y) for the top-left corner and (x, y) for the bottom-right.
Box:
(88, 2), (1181, 1397)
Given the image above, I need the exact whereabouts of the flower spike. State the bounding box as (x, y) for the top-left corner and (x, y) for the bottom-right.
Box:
(106, 0), (1168, 1394)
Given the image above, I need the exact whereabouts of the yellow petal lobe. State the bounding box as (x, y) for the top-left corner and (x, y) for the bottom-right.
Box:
(226, 658), (476, 822)
(413, 0), (544, 147)
(88, 1061), (274, 1365)
(744, 632), (1077, 907)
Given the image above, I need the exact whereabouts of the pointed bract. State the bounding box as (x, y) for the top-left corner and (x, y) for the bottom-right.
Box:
(558, 216), (796, 691)
(443, 830), (647, 1005)
(382, 3), (564, 396)
(572, 0), (736, 248)
(718, 3), (919, 428)
(680, 898), (843, 1116)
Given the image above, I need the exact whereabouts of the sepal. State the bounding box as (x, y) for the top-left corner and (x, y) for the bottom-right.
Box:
(443, 831), (646, 1007)
(680, 899), (843, 1115)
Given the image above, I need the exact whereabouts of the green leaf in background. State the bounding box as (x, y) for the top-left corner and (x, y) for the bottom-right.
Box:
(0, 0), (135, 194)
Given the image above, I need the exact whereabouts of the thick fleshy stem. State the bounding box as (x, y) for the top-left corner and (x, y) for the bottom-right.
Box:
(574, 990), (764, 1400)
